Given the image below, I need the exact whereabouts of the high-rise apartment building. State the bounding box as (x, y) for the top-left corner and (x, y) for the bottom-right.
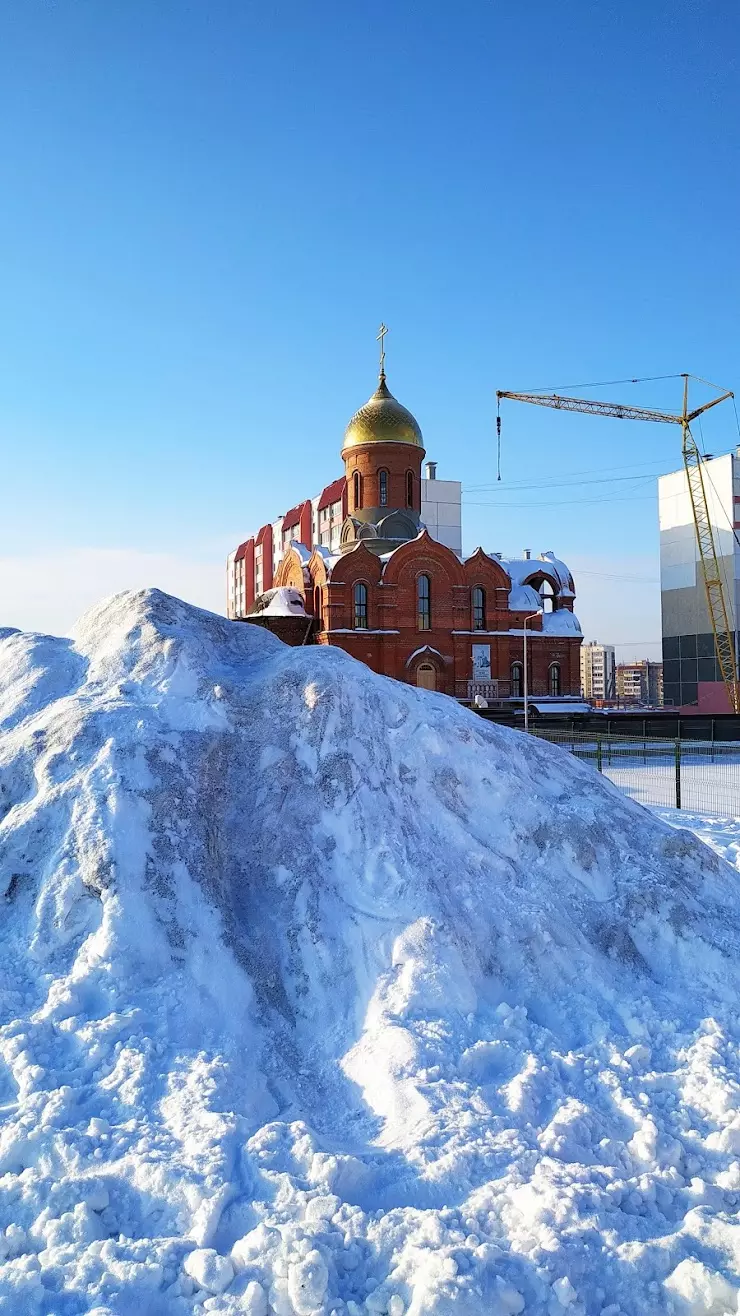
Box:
(580, 642), (615, 702)
(616, 661), (663, 706)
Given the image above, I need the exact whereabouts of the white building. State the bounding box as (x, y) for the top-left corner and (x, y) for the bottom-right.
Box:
(420, 461), (462, 557)
(580, 641), (615, 702)
(658, 449), (740, 710)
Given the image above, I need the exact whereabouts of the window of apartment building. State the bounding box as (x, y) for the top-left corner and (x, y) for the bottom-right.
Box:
(472, 587), (486, 630)
(417, 574), (431, 630)
(353, 582), (368, 629)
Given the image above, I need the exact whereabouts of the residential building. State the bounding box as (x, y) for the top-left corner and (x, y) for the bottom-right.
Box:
(580, 642), (616, 702)
(616, 661), (664, 706)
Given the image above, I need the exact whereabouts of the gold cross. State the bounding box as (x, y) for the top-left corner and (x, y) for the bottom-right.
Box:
(376, 322), (388, 376)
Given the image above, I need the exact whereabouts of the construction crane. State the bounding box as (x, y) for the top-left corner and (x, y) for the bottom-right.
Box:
(496, 375), (739, 713)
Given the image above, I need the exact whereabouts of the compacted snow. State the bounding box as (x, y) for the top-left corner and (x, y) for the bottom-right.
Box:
(0, 590), (739, 1316)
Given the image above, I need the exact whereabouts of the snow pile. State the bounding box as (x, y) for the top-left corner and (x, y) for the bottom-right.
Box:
(0, 589), (739, 1315)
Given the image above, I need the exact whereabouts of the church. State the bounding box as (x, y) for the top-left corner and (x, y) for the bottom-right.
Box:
(227, 336), (582, 702)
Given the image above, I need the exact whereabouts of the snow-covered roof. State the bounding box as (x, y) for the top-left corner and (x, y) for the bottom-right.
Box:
(498, 552), (575, 598)
(528, 700), (591, 714)
(248, 587), (307, 617)
(540, 550), (575, 591)
(508, 584), (542, 612)
(288, 542), (312, 566)
(542, 609), (582, 636)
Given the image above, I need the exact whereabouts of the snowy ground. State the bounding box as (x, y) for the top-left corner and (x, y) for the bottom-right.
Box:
(608, 763), (740, 818)
(0, 590), (739, 1315)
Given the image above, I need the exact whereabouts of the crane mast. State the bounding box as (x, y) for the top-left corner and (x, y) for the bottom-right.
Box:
(496, 378), (739, 714)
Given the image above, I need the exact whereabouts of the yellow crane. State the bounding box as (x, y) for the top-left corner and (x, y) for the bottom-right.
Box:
(496, 375), (739, 713)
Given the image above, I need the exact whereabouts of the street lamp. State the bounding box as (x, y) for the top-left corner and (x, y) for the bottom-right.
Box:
(523, 611), (543, 733)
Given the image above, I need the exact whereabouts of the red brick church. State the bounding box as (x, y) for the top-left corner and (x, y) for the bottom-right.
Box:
(227, 347), (582, 702)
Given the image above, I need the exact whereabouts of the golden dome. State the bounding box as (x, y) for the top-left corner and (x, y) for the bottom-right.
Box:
(342, 373), (424, 451)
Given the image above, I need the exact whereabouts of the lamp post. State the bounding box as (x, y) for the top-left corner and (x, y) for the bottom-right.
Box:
(523, 611), (543, 733)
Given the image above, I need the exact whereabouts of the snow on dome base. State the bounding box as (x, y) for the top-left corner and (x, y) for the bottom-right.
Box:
(0, 588), (739, 1314)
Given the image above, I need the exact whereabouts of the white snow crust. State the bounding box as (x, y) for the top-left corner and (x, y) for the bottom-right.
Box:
(0, 589), (739, 1315)
(249, 588), (308, 618)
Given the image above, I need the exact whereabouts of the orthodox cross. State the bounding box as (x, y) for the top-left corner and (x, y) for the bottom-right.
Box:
(376, 323), (388, 377)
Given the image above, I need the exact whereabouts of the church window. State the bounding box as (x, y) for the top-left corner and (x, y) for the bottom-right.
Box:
(549, 663), (561, 697)
(472, 587), (486, 631)
(353, 470), (362, 510)
(353, 582), (368, 629)
(379, 469), (388, 507)
(406, 471), (414, 508)
(417, 574), (431, 630)
(539, 579), (556, 612)
(314, 586), (323, 630)
(511, 662), (523, 698)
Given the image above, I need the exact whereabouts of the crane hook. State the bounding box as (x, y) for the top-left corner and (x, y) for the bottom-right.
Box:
(496, 410), (502, 481)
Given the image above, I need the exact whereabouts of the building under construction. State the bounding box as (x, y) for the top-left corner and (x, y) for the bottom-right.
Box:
(659, 450), (740, 711)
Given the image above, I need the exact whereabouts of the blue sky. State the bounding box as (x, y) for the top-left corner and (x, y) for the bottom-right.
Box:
(1, 0), (738, 653)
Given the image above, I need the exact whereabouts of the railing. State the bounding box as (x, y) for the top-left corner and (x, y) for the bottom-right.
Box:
(467, 680), (500, 703)
(530, 730), (740, 817)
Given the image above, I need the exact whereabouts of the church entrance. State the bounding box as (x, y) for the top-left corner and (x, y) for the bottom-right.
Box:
(416, 663), (436, 691)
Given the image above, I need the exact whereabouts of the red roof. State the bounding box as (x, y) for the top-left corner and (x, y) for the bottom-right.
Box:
(234, 540), (250, 562)
(281, 500), (310, 532)
(317, 477), (346, 512)
(255, 524), (272, 546)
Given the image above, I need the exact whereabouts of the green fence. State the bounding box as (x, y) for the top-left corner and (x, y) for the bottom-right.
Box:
(531, 731), (740, 817)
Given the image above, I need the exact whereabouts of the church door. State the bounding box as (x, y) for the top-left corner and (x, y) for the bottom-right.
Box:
(416, 663), (436, 691)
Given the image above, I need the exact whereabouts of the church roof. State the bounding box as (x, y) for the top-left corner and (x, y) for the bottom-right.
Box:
(342, 372), (424, 451)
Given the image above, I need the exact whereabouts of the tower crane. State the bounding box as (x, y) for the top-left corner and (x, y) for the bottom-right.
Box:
(496, 375), (739, 713)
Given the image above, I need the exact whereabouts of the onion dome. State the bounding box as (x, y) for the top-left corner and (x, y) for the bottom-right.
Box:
(342, 372), (424, 451)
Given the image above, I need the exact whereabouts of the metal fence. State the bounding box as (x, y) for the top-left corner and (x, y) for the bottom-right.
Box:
(532, 731), (740, 817)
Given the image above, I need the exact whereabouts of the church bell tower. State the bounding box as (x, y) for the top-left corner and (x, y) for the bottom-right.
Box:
(339, 325), (426, 556)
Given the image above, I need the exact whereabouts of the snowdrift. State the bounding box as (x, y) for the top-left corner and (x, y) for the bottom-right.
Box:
(0, 589), (739, 1316)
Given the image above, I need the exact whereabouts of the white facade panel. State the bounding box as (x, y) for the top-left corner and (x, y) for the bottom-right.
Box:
(421, 477), (462, 558)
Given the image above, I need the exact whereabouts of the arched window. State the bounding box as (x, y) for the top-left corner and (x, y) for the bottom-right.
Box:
(406, 471), (414, 508)
(539, 579), (556, 612)
(314, 585), (323, 630)
(379, 469), (388, 507)
(353, 470), (362, 511)
(417, 574), (431, 630)
(549, 662), (561, 697)
(472, 586), (486, 631)
(511, 662), (523, 698)
(353, 581), (368, 629)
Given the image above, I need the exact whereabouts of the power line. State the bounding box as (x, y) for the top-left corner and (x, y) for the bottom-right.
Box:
(465, 486), (657, 509)
(465, 471), (671, 495)
(519, 373), (684, 395)
(576, 568), (659, 584)
(467, 457), (677, 491)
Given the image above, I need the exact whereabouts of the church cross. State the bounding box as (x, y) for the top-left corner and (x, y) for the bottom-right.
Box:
(376, 322), (388, 377)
